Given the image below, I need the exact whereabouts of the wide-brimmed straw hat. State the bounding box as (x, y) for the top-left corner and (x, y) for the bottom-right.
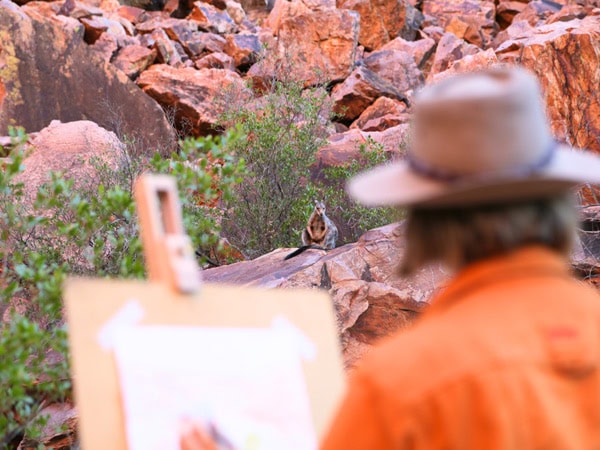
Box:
(347, 67), (600, 208)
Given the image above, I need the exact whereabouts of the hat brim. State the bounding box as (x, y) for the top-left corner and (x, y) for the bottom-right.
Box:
(347, 145), (600, 208)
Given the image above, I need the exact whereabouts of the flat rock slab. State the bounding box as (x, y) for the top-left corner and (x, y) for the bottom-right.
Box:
(204, 223), (445, 367)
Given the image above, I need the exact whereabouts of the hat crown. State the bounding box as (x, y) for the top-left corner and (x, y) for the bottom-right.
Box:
(411, 68), (553, 179)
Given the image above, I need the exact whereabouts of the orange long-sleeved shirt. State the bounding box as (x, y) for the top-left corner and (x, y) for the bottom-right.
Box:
(321, 245), (600, 449)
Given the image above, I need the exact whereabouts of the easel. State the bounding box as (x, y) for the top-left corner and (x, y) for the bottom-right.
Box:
(65, 174), (345, 449)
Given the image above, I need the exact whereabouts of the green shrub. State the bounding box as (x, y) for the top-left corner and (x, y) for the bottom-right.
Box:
(0, 127), (245, 448)
(320, 137), (402, 244)
(219, 78), (330, 258)
(219, 70), (403, 255)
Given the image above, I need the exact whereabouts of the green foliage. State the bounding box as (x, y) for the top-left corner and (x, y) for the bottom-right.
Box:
(0, 127), (245, 448)
(321, 137), (401, 244)
(219, 79), (330, 258)
(150, 131), (246, 262)
(218, 72), (402, 255)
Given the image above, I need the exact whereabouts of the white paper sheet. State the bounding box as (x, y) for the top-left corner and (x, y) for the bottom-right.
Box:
(112, 324), (317, 450)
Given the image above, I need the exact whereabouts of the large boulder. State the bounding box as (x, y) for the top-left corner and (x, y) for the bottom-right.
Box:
(330, 66), (410, 122)
(265, 0), (336, 33)
(428, 32), (480, 78)
(496, 15), (600, 154)
(272, 9), (360, 86)
(314, 124), (409, 172)
(203, 223), (444, 367)
(14, 120), (126, 207)
(0, 0), (176, 154)
(350, 96), (410, 131)
(379, 35), (436, 69)
(337, 0), (423, 51)
(421, 0), (497, 48)
(362, 49), (424, 94)
(137, 64), (248, 135)
(430, 48), (499, 83)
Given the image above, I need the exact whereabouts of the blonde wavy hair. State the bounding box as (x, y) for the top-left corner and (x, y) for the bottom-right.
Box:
(398, 195), (578, 277)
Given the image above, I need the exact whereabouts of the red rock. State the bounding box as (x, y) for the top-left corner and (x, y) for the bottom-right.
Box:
(336, 0), (388, 51)
(546, 3), (593, 24)
(422, 0), (496, 48)
(421, 24), (445, 42)
(498, 16), (600, 156)
(316, 128), (370, 167)
(350, 96), (409, 131)
(58, 1), (105, 19)
(274, 9), (360, 86)
(362, 49), (424, 94)
(375, 0), (423, 42)
(302, 0), (337, 10)
(223, 33), (261, 69)
(17, 403), (78, 449)
(496, 0), (528, 29)
(337, 0), (423, 50)
(203, 223), (442, 368)
(137, 64), (249, 135)
(265, 0), (312, 34)
(162, 18), (199, 44)
(367, 122), (410, 153)
(80, 16), (127, 44)
(379, 35), (436, 68)
(331, 66), (409, 122)
(202, 0), (228, 9)
(89, 31), (119, 62)
(21, 0), (61, 16)
(431, 48), (499, 83)
(267, 0), (336, 32)
(194, 51), (236, 69)
(510, 0), (559, 26)
(173, 31), (227, 58)
(117, 5), (146, 23)
(0, 3), (176, 153)
(428, 32), (480, 77)
(14, 120), (125, 207)
(112, 44), (157, 79)
(225, 0), (246, 24)
(135, 16), (197, 38)
(150, 29), (184, 65)
(492, 19), (533, 50)
(187, 1), (237, 34)
(315, 123), (409, 170)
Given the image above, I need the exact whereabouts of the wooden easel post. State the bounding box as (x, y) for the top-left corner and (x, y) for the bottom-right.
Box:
(134, 174), (201, 294)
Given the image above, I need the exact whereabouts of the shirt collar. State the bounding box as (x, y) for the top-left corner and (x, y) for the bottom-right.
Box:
(424, 245), (572, 316)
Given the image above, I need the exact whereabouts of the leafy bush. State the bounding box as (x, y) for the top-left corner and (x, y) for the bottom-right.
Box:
(320, 137), (401, 244)
(219, 78), (330, 258)
(219, 72), (403, 255)
(0, 127), (245, 448)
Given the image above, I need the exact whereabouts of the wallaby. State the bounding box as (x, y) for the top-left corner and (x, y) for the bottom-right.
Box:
(284, 200), (338, 260)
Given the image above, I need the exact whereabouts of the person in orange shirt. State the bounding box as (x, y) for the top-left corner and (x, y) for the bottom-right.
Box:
(182, 67), (600, 449)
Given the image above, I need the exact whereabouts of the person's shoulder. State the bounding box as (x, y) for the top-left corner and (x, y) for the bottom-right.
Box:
(353, 274), (600, 407)
(353, 316), (471, 405)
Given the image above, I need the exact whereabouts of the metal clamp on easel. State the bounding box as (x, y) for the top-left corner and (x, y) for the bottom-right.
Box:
(134, 174), (202, 294)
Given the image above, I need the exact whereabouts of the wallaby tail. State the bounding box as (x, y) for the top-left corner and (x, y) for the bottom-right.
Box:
(284, 245), (328, 260)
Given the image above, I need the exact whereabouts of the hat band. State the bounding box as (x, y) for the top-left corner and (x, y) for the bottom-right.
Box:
(407, 141), (558, 183)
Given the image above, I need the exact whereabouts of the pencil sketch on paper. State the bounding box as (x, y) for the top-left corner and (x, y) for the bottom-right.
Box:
(112, 325), (317, 450)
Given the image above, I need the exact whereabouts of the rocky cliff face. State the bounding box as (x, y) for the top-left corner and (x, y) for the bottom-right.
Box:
(2, 0), (598, 162)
